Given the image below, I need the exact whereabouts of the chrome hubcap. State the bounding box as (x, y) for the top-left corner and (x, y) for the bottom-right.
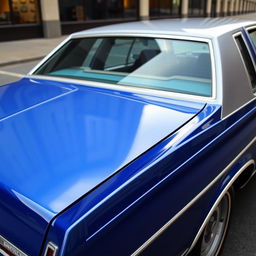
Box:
(200, 193), (231, 256)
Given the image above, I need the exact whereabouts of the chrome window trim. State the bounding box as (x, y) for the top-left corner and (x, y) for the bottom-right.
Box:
(131, 137), (256, 256)
(28, 34), (217, 103)
(245, 25), (256, 97)
(220, 31), (256, 120)
(27, 74), (215, 103)
(246, 25), (256, 32)
(233, 32), (256, 93)
(0, 249), (9, 256)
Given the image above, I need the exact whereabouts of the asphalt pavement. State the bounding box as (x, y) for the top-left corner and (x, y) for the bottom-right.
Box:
(222, 176), (256, 256)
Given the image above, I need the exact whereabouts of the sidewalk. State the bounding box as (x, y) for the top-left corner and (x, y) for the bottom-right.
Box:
(1, 13), (256, 67)
(0, 36), (67, 67)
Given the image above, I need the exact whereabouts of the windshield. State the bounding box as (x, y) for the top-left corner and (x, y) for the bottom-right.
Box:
(34, 37), (212, 97)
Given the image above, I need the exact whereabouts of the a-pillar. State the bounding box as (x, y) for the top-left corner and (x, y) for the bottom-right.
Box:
(40, 0), (61, 38)
(139, 0), (149, 20)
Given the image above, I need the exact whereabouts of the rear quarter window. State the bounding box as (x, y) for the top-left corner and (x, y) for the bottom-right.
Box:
(234, 34), (256, 93)
(248, 28), (256, 47)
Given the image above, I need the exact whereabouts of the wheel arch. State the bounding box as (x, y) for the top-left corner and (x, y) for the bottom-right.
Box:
(186, 159), (255, 255)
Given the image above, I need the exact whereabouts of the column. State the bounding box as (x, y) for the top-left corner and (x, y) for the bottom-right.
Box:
(216, 0), (222, 16)
(235, 0), (240, 14)
(139, 0), (149, 20)
(206, 0), (212, 17)
(223, 0), (228, 15)
(40, 0), (61, 38)
(181, 0), (189, 17)
(230, 0), (235, 14)
(245, 0), (249, 12)
(240, 0), (244, 13)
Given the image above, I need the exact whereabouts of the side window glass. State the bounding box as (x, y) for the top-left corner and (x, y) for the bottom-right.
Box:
(248, 28), (256, 47)
(235, 34), (256, 92)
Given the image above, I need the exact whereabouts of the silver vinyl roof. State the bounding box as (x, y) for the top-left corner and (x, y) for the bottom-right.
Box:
(31, 18), (256, 119)
(72, 18), (255, 39)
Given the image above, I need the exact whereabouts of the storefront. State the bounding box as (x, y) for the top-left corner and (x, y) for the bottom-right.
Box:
(59, 0), (139, 35)
(1, 0), (256, 42)
(0, 0), (42, 41)
(149, 0), (182, 18)
(188, 0), (207, 16)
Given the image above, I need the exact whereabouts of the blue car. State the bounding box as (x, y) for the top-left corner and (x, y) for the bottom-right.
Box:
(1, 18), (256, 256)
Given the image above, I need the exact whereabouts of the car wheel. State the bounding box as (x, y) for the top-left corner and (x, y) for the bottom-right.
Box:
(189, 189), (233, 256)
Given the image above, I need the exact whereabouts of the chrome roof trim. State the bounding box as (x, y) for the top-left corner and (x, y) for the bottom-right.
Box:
(28, 35), (217, 103)
(131, 137), (256, 256)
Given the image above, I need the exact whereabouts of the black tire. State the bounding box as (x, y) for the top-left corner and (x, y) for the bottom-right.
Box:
(189, 188), (233, 256)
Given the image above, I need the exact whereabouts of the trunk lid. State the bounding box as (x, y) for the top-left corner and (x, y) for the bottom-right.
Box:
(0, 78), (205, 255)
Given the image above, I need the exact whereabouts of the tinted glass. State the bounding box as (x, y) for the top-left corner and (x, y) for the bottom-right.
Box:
(150, 0), (181, 17)
(59, 0), (137, 21)
(235, 35), (256, 92)
(0, 0), (40, 25)
(189, 0), (206, 17)
(35, 37), (212, 97)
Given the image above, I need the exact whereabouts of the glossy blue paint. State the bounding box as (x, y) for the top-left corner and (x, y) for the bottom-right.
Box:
(0, 77), (205, 255)
(43, 96), (256, 256)
(42, 104), (218, 255)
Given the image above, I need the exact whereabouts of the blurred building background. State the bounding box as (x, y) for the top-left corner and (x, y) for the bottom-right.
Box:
(0, 0), (256, 42)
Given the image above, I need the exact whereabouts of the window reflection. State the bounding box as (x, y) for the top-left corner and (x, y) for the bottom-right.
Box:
(0, 0), (40, 24)
(150, 0), (181, 17)
(0, 0), (10, 24)
(12, 0), (40, 24)
(59, 0), (138, 22)
(189, 0), (206, 17)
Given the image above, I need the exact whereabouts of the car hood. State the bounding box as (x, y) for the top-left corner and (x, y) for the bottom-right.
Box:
(0, 77), (205, 255)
